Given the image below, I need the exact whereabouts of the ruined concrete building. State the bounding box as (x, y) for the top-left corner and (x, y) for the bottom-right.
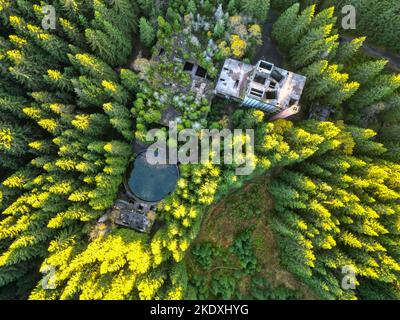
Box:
(112, 200), (156, 233)
(215, 59), (307, 120)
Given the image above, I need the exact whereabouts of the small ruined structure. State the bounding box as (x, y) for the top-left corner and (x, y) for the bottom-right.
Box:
(308, 104), (334, 121)
(215, 59), (307, 119)
(112, 200), (156, 233)
(152, 35), (216, 127)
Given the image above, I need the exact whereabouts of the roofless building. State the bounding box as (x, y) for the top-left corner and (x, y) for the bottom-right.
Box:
(215, 59), (307, 120)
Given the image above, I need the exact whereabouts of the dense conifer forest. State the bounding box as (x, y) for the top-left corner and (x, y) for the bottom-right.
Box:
(0, 0), (399, 300)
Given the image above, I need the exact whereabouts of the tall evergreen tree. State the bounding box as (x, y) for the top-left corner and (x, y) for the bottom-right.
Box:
(139, 17), (155, 48)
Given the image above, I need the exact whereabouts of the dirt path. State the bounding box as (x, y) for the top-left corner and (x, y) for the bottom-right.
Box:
(252, 10), (284, 66)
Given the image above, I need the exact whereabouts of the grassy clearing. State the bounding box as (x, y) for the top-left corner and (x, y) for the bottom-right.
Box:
(185, 175), (317, 300)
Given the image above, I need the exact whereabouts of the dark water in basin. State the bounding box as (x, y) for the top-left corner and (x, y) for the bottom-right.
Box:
(127, 153), (179, 203)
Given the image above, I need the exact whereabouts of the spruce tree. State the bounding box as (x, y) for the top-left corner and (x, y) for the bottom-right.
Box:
(241, 0), (270, 22)
(139, 17), (155, 48)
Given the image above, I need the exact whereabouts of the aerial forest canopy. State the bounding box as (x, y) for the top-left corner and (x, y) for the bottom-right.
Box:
(0, 0), (399, 300)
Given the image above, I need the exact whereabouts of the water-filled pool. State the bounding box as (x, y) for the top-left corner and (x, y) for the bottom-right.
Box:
(126, 152), (179, 203)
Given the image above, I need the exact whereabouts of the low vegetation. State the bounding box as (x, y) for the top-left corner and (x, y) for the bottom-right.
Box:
(186, 179), (317, 300)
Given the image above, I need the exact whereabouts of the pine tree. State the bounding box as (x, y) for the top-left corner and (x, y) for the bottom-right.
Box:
(301, 61), (359, 107)
(139, 17), (155, 48)
(289, 24), (338, 69)
(349, 74), (400, 110)
(0, 0), (139, 298)
(348, 59), (388, 85)
(268, 120), (400, 299)
(272, 3), (301, 50)
(0, 121), (34, 170)
(241, 0), (270, 22)
(286, 4), (316, 50)
(334, 37), (365, 65)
